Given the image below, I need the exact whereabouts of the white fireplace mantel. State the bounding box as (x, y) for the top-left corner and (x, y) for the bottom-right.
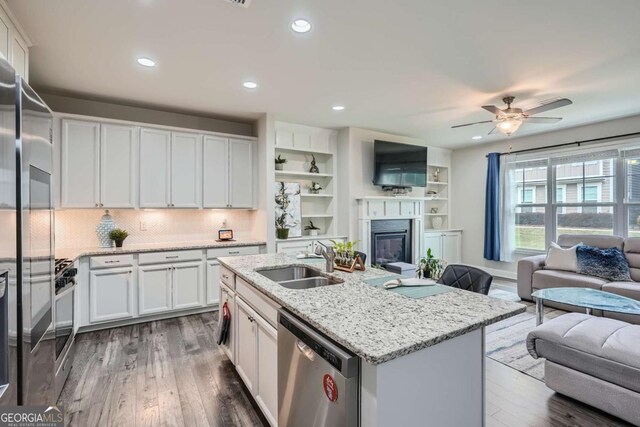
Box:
(356, 197), (424, 265)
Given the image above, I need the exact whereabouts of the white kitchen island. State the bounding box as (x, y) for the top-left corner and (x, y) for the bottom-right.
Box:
(218, 253), (525, 427)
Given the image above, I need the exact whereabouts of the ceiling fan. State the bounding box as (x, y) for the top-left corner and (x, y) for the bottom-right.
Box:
(452, 96), (573, 136)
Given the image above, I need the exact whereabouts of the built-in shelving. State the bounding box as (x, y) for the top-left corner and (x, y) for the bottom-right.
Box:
(301, 214), (334, 218)
(425, 164), (450, 231)
(275, 146), (334, 156)
(301, 193), (333, 198)
(275, 170), (333, 178)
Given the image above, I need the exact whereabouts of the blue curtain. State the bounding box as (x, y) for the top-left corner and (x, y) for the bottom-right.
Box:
(484, 153), (501, 261)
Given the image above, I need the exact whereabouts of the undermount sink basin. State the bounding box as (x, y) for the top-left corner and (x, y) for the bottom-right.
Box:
(257, 266), (343, 289)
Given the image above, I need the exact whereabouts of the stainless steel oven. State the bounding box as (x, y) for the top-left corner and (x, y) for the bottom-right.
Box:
(53, 259), (77, 397)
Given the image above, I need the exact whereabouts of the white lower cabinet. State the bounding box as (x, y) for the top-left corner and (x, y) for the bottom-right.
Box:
(255, 314), (278, 427)
(173, 261), (203, 310)
(424, 231), (462, 264)
(139, 261), (203, 316)
(236, 298), (258, 393)
(232, 292), (278, 426)
(138, 264), (172, 316)
(89, 267), (134, 323)
(206, 260), (221, 305)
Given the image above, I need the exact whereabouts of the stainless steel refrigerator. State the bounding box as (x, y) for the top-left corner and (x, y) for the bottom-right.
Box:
(0, 57), (55, 406)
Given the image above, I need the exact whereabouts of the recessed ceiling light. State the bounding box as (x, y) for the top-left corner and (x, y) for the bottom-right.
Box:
(137, 57), (156, 67)
(332, 105), (345, 111)
(291, 19), (312, 33)
(472, 135), (483, 140)
(243, 81), (258, 89)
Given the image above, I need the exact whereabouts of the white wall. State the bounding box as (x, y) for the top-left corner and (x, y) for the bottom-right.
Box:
(337, 127), (451, 241)
(451, 113), (640, 278)
(39, 91), (255, 137)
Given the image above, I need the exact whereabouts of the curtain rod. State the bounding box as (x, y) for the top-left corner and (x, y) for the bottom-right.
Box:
(484, 131), (640, 158)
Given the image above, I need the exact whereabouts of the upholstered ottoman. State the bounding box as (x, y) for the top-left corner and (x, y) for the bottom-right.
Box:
(527, 313), (640, 425)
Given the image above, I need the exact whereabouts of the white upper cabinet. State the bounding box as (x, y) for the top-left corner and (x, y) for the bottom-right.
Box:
(61, 120), (100, 208)
(61, 119), (137, 208)
(203, 137), (255, 209)
(229, 139), (254, 208)
(139, 127), (171, 208)
(202, 136), (229, 208)
(170, 132), (201, 208)
(100, 124), (137, 208)
(0, 5), (30, 81)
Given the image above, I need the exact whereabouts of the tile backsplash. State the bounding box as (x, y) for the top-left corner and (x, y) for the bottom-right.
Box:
(55, 209), (258, 249)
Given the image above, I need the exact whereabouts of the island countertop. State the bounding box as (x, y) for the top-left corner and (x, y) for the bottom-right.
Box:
(218, 253), (525, 365)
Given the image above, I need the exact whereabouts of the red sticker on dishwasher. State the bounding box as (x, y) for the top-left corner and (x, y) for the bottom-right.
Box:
(323, 374), (338, 402)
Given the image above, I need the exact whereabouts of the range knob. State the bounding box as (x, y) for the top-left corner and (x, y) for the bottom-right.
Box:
(63, 268), (77, 278)
(56, 277), (69, 288)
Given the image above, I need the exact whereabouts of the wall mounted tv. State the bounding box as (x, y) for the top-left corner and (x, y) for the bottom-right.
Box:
(373, 140), (428, 188)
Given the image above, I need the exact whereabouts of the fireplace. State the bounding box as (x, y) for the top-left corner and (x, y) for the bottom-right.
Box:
(371, 219), (412, 266)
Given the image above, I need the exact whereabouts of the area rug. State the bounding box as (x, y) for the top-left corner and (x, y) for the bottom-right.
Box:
(485, 298), (565, 382)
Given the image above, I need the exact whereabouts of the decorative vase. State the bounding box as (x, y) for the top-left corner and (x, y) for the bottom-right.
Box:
(276, 228), (289, 239)
(114, 240), (124, 248)
(309, 229), (319, 236)
(432, 216), (443, 230)
(275, 163), (284, 171)
(96, 210), (116, 248)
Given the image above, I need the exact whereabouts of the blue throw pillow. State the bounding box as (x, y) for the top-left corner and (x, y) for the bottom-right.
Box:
(576, 245), (632, 282)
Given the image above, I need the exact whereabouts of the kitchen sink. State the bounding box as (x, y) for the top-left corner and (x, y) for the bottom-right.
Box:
(256, 266), (343, 289)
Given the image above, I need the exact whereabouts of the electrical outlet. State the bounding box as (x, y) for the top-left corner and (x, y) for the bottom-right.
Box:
(140, 220), (148, 231)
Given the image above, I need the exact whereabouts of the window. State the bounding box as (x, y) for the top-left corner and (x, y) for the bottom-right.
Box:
(509, 147), (627, 252)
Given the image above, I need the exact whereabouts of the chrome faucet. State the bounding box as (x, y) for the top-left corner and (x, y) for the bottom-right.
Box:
(314, 241), (336, 273)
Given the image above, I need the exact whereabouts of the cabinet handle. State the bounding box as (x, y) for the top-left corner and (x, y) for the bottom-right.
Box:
(165, 255), (179, 259)
(95, 203), (99, 207)
(222, 274), (230, 280)
(100, 203), (104, 207)
(105, 260), (120, 264)
(228, 251), (240, 255)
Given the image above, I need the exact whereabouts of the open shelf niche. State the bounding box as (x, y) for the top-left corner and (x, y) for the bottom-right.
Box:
(273, 122), (339, 239)
(424, 163), (450, 230)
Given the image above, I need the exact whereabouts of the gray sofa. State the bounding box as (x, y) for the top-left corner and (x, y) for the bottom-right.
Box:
(518, 234), (640, 323)
(527, 313), (640, 425)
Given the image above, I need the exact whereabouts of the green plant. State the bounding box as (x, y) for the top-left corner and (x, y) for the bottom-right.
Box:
(331, 240), (359, 265)
(275, 154), (287, 164)
(304, 221), (320, 231)
(418, 248), (446, 279)
(109, 228), (129, 241)
(275, 212), (288, 230)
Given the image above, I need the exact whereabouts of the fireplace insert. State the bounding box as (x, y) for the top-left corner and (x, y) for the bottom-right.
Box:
(371, 220), (412, 266)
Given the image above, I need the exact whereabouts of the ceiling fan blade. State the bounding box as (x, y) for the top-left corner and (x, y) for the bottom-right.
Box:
(523, 116), (562, 124)
(451, 120), (495, 129)
(488, 127), (499, 135)
(482, 105), (505, 116)
(523, 98), (572, 116)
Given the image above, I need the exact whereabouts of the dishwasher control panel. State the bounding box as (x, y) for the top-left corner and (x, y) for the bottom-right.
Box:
(280, 314), (343, 371)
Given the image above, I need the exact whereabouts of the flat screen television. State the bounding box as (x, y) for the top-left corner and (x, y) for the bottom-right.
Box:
(373, 140), (428, 188)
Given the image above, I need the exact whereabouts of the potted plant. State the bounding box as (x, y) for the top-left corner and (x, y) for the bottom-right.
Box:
(331, 239), (358, 268)
(275, 154), (287, 171)
(275, 212), (289, 239)
(109, 228), (129, 248)
(304, 221), (321, 236)
(309, 182), (322, 194)
(417, 248), (446, 280)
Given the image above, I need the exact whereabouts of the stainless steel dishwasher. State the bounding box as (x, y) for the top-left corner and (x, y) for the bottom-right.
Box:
(278, 309), (359, 427)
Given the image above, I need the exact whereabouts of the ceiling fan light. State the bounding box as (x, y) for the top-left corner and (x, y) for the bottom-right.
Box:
(497, 118), (523, 136)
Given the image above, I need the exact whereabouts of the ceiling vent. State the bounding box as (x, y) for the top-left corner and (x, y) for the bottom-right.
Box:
(223, 0), (252, 8)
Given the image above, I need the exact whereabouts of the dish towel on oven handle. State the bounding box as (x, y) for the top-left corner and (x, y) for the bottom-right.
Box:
(217, 302), (231, 345)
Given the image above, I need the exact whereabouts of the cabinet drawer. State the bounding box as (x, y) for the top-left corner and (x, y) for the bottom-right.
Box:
(207, 245), (260, 259)
(220, 266), (235, 288)
(90, 254), (134, 269)
(235, 277), (279, 328)
(139, 250), (202, 265)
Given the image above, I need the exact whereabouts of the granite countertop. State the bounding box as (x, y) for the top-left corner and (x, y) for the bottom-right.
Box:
(57, 239), (266, 262)
(218, 253), (526, 365)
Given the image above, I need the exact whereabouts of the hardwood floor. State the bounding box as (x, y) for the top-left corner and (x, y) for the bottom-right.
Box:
(60, 312), (632, 427)
(59, 313), (268, 427)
